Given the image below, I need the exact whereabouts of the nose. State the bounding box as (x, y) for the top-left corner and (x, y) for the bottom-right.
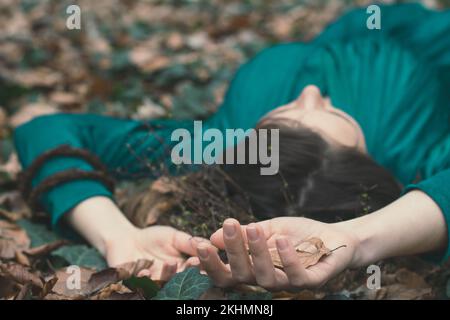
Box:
(296, 85), (324, 110)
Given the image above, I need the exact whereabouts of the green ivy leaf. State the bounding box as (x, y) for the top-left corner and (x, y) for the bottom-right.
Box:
(154, 267), (212, 300)
(17, 219), (62, 247)
(52, 245), (107, 270)
(123, 276), (160, 300)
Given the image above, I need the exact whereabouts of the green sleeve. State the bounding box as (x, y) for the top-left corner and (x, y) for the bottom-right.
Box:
(404, 171), (450, 263)
(13, 113), (192, 227)
(12, 42), (310, 228)
(205, 42), (311, 133)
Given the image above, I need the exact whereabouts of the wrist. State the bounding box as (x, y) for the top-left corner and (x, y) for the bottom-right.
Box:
(98, 221), (138, 256)
(67, 196), (138, 256)
(336, 215), (380, 268)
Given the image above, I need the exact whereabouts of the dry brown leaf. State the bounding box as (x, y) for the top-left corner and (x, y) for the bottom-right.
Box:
(49, 92), (80, 109)
(118, 178), (180, 227)
(0, 220), (31, 259)
(14, 283), (31, 300)
(10, 103), (58, 128)
(12, 67), (62, 88)
(23, 240), (69, 258)
(86, 269), (129, 295)
(0, 154), (22, 179)
(49, 259), (152, 299)
(269, 237), (335, 269)
(0, 107), (7, 129)
(0, 276), (20, 299)
(115, 259), (154, 278)
(383, 284), (432, 300)
(166, 32), (184, 50)
(0, 208), (22, 222)
(0, 262), (44, 289)
(89, 283), (133, 300)
(50, 266), (96, 298)
(14, 250), (31, 267)
(0, 191), (31, 221)
(394, 268), (429, 289)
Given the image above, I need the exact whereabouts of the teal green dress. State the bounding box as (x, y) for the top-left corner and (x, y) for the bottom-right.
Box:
(13, 4), (450, 261)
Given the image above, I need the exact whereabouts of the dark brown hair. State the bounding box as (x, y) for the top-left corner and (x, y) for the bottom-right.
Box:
(223, 122), (401, 223)
(122, 122), (401, 237)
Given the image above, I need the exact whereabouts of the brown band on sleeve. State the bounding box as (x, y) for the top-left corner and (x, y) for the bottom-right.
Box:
(27, 169), (115, 212)
(18, 144), (110, 199)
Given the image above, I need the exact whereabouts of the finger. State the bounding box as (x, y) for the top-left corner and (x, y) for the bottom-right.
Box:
(276, 237), (316, 288)
(172, 230), (202, 256)
(189, 237), (211, 255)
(196, 242), (235, 288)
(246, 223), (278, 289)
(211, 219), (274, 249)
(182, 257), (201, 270)
(223, 219), (255, 284)
(159, 261), (178, 282)
(210, 219), (248, 249)
(210, 228), (224, 248)
(137, 269), (151, 278)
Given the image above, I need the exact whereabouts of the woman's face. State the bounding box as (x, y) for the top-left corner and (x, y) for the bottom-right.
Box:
(260, 85), (367, 153)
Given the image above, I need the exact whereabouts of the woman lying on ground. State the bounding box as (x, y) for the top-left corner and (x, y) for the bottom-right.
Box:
(13, 3), (449, 288)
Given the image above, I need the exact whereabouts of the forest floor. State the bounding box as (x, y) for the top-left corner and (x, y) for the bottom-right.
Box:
(0, 0), (449, 300)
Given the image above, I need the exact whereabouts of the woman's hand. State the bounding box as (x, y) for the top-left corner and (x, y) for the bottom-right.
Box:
(196, 191), (448, 292)
(67, 196), (203, 281)
(195, 217), (360, 291)
(105, 225), (201, 281)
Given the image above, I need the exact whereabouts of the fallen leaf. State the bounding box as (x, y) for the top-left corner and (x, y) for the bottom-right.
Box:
(394, 268), (429, 289)
(0, 191), (30, 221)
(115, 259), (154, 277)
(166, 32), (184, 50)
(0, 276), (20, 299)
(24, 240), (69, 258)
(9, 102), (58, 128)
(49, 260), (153, 299)
(49, 91), (80, 109)
(89, 283), (134, 300)
(0, 220), (30, 259)
(12, 68), (62, 88)
(49, 266), (96, 298)
(0, 262), (43, 288)
(269, 237), (336, 269)
(14, 282), (31, 300)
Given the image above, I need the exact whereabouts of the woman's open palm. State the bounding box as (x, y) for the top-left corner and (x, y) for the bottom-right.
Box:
(197, 217), (360, 291)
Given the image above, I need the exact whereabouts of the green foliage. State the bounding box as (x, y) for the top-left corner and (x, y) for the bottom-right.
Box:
(17, 219), (62, 247)
(124, 276), (160, 299)
(155, 267), (213, 300)
(52, 245), (107, 270)
(171, 83), (214, 119)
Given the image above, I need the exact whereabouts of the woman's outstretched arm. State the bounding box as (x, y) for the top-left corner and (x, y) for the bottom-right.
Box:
(342, 190), (447, 266)
(67, 196), (200, 280)
(13, 113), (201, 278)
(197, 190), (447, 290)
